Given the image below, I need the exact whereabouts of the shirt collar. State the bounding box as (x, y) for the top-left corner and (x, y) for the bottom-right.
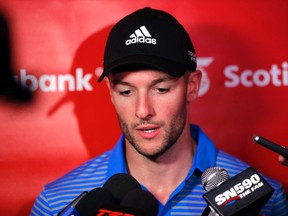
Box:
(107, 125), (217, 177)
(189, 124), (216, 176)
(107, 134), (127, 178)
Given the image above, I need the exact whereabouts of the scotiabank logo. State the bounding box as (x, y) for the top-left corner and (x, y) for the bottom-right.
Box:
(13, 60), (287, 94)
(14, 68), (95, 92)
(197, 57), (213, 96)
(225, 61), (288, 87)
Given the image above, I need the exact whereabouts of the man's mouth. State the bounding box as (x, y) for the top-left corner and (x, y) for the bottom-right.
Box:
(133, 122), (163, 139)
(140, 128), (157, 133)
(135, 125), (160, 137)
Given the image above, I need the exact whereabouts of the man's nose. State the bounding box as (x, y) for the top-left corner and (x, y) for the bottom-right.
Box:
(135, 93), (155, 120)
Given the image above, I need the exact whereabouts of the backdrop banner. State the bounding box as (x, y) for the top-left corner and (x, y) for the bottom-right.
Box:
(0, 1), (287, 215)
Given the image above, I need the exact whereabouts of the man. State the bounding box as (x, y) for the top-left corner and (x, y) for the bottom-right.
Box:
(31, 7), (288, 215)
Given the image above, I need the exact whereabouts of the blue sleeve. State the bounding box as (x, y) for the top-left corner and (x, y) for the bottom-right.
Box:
(271, 183), (288, 216)
(261, 180), (288, 216)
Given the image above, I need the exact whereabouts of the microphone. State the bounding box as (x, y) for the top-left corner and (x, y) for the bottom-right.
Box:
(77, 174), (158, 216)
(201, 167), (274, 216)
(253, 135), (288, 159)
(58, 173), (142, 216)
(120, 189), (158, 216)
(96, 189), (158, 216)
(75, 187), (116, 216)
(58, 188), (115, 216)
(201, 167), (230, 216)
(102, 173), (142, 203)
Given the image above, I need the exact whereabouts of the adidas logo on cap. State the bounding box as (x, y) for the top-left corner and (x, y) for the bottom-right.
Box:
(125, 26), (157, 45)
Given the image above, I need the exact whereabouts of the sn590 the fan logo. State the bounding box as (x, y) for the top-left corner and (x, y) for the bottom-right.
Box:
(215, 173), (264, 208)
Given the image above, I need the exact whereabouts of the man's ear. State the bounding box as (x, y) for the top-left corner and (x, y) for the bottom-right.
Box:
(187, 70), (202, 102)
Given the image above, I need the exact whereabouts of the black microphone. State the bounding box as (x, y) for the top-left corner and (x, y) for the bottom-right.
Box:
(120, 189), (158, 216)
(58, 188), (115, 216)
(75, 187), (116, 216)
(253, 135), (288, 158)
(58, 173), (141, 216)
(96, 189), (158, 216)
(201, 166), (274, 216)
(102, 173), (142, 203)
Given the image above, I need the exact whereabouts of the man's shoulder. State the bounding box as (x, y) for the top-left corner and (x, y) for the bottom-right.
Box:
(215, 149), (286, 199)
(45, 151), (112, 196)
(215, 149), (250, 176)
(31, 151), (114, 215)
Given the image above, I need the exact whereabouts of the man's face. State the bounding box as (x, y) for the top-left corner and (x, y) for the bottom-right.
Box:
(107, 69), (196, 160)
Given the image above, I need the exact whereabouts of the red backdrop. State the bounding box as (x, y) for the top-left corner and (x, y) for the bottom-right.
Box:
(0, 1), (287, 215)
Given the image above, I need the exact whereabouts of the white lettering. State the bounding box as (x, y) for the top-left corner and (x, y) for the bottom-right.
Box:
(214, 174), (263, 206)
(283, 62), (288, 85)
(76, 68), (92, 91)
(20, 69), (38, 91)
(234, 183), (245, 194)
(241, 70), (253, 87)
(224, 61), (288, 88)
(215, 194), (226, 206)
(250, 174), (261, 184)
(39, 75), (57, 92)
(58, 74), (75, 91)
(253, 69), (270, 87)
(14, 68), (94, 92)
(270, 65), (282, 86)
(223, 188), (238, 200)
(239, 189), (251, 198)
(125, 37), (156, 45)
(224, 65), (240, 87)
(251, 181), (264, 191)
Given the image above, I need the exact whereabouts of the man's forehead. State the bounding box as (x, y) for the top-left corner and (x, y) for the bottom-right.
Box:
(109, 69), (178, 84)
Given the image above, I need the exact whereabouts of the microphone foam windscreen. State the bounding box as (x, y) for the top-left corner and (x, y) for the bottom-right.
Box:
(75, 187), (116, 216)
(121, 189), (158, 216)
(103, 173), (142, 202)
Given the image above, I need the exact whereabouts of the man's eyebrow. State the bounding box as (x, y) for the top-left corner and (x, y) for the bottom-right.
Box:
(150, 77), (177, 85)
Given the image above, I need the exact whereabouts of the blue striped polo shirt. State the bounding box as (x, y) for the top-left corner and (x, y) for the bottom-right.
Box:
(31, 125), (288, 216)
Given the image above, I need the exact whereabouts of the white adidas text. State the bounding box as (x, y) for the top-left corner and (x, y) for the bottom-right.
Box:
(125, 25), (156, 45)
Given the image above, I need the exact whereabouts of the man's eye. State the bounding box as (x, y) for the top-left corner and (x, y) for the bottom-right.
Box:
(119, 90), (131, 96)
(156, 88), (169, 93)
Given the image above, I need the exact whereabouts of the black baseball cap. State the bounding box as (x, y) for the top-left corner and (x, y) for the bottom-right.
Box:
(98, 7), (197, 82)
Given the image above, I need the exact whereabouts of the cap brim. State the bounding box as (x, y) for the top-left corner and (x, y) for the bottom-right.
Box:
(98, 55), (187, 82)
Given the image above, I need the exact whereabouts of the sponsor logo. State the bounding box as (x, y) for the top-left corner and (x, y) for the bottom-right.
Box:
(214, 174), (264, 208)
(97, 209), (133, 216)
(14, 68), (94, 92)
(13, 60), (287, 93)
(125, 26), (156, 45)
(197, 57), (214, 96)
(224, 61), (288, 87)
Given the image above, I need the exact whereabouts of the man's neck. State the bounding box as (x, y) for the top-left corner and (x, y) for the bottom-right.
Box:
(125, 134), (196, 204)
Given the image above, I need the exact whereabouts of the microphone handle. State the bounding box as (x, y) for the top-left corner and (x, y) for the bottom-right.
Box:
(201, 205), (218, 216)
(254, 135), (288, 158)
(58, 191), (88, 216)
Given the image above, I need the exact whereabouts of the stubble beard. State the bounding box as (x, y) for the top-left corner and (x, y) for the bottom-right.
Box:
(118, 111), (187, 161)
